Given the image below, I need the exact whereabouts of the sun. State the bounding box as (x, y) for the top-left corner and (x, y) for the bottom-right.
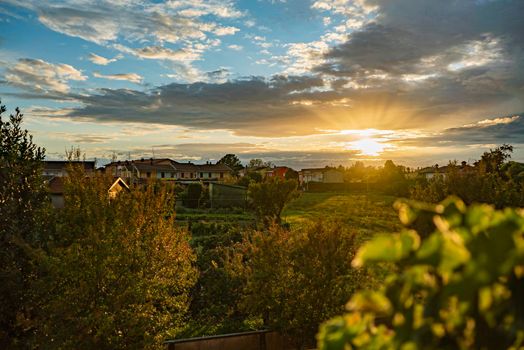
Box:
(347, 138), (386, 156)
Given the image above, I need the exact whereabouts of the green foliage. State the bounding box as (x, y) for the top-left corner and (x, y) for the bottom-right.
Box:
(412, 146), (524, 208)
(247, 158), (272, 168)
(228, 222), (371, 348)
(476, 144), (513, 175)
(0, 102), (50, 348)
(377, 160), (410, 197)
(318, 197), (524, 350)
(34, 170), (197, 349)
(285, 168), (299, 180)
(237, 171), (263, 187)
(248, 177), (299, 226)
(180, 182), (204, 208)
(182, 223), (256, 337)
(217, 154), (243, 175)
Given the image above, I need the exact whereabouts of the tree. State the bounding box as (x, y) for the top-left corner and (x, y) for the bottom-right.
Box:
(476, 144), (513, 175)
(378, 160), (408, 196)
(182, 223), (253, 337)
(411, 146), (524, 208)
(236, 171), (263, 187)
(285, 168), (299, 181)
(218, 154), (243, 175)
(0, 101), (50, 348)
(318, 197), (524, 350)
(228, 222), (370, 349)
(248, 178), (299, 226)
(248, 158), (272, 168)
(34, 169), (197, 349)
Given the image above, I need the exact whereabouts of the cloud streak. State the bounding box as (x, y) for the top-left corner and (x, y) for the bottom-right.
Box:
(88, 53), (121, 66)
(93, 72), (143, 84)
(3, 58), (86, 94)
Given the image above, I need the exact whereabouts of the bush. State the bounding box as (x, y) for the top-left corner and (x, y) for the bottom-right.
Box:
(318, 197), (524, 350)
(184, 223), (250, 337)
(229, 222), (371, 348)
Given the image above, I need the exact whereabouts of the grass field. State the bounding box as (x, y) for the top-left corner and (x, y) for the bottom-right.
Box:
(282, 192), (402, 236)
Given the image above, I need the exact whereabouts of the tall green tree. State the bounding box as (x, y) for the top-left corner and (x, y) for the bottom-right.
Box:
(248, 178), (299, 226)
(217, 154), (243, 175)
(34, 169), (197, 349)
(0, 101), (50, 348)
(476, 144), (513, 175)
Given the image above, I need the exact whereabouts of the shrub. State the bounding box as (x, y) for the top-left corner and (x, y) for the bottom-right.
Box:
(229, 222), (371, 348)
(34, 170), (197, 349)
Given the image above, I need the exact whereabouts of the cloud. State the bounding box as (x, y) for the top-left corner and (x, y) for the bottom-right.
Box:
(396, 114), (524, 147)
(93, 72), (143, 84)
(228, 44), (243, 51)
(47, 75), (352, 136)
(311, 0), (378, 31)
(88, 53), (121, 65)
(41, 131), (113, 144)
(5, 0), (243, 45)
(3, 58), (86, 94)
(115, 45), (201, 62)
(213, 26), (239, 36)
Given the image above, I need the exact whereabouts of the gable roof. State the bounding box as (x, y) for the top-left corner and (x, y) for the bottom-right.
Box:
(300, 167), (341, 173)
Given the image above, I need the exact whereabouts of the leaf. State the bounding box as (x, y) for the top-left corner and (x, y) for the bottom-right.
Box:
(346, 291), (392, 316)
(353, 231), (420, 267)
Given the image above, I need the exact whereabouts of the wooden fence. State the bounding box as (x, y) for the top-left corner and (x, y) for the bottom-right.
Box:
(165, 330), (302, 350)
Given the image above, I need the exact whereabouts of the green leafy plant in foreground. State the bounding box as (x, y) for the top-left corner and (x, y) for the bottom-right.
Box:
(318, 197), (524, 350)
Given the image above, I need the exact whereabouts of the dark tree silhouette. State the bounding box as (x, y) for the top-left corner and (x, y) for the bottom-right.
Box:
(0, 101), (50, 347)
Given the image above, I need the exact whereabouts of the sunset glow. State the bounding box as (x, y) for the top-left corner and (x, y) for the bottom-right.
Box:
(0, 0), (522, 168)
(347, 138), (388, 156)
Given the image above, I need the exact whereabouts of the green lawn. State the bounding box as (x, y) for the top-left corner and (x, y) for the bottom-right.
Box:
(282, 192), (402, 236)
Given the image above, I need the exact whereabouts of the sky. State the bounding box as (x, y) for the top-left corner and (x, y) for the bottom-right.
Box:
(0, 0), (523, 169)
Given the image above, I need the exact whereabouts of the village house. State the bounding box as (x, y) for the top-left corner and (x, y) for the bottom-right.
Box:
(418, 162), (474, 180)
(104, 158), (232, 182)
(298, 167), (344, 185)
(43, 160), (96, 177)
(266, 166), (291, 179)
(47, 176), (129, 208)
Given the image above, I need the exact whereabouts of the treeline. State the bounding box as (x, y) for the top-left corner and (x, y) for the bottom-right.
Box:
(411, 145), (524, 208)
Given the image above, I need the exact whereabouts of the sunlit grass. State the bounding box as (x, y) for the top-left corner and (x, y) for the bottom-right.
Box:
(282, 192), (402, 237)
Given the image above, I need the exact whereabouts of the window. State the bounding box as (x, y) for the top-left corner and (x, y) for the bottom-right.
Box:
(146, 172), (151, 178)
(209, 172), (212, 178)
(181, 172), (185, 178)
(190, 173), (194, 178)
(200, 172), (203, 178)
(161, 172), (165, 178)
(220, 172), (224, 179)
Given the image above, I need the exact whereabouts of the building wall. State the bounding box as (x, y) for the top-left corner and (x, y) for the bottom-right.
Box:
(323, 170), (344, 183)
